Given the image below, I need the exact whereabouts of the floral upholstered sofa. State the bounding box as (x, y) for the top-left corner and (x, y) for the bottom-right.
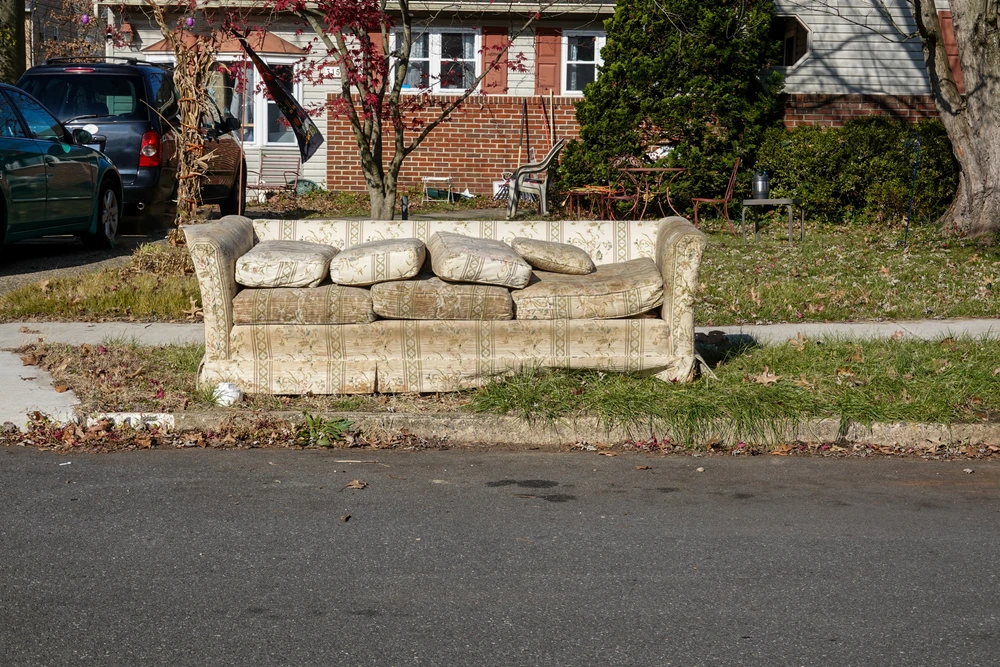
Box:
(184, 215), (706, 394)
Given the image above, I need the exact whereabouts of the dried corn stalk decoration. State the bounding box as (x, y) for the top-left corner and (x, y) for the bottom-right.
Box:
(145, 1), (223, 227)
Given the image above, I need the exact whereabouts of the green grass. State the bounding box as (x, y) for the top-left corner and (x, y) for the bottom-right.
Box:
(467, 337), (1000, 443)
(0, 243), (199, 323)
(697, 220), (1000, 325)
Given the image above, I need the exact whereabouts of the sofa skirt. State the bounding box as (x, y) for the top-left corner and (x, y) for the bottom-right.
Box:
(199, 319), (689, 394)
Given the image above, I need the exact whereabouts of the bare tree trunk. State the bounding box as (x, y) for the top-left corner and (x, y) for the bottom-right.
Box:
(914, 0), (1000, 236)
(0, 0), (25, 83)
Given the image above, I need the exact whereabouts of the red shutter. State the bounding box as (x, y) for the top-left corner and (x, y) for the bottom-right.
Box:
(535, 28), (561, 95)
(938, 11), (966, 94)
(481, 27), (509, 94)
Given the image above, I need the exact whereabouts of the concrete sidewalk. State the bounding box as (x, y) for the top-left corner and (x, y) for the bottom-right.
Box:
(4, 318), (1000, 350)
(1, 318), (999, 431)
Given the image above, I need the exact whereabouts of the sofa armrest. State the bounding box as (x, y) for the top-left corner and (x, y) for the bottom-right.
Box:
(655, 217), (707, 358)
(183, 215), (256, 362)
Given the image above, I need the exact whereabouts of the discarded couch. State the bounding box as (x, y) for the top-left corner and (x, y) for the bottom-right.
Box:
(184, 215), (706, 394)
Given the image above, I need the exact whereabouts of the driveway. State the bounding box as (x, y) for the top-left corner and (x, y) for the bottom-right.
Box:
(0, 228), (169, 296)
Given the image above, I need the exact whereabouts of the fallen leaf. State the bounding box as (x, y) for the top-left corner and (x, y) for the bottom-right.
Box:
(695, 467), (705, 473)
(891, 330), (905, 341)
(789, 333), (806, 352)
(344, 479), (367, 490)
(792, 373), (814, 389)
(136, 436), (152, 449)
(18, 326), (40, 334)
(771, 443), (794, 456)
(20, 354), (38, 366)
(879, 265), (891, 277)
(993, 368), (1000, 377)
(635, 465), (651, 470)
(963, 468), (975, 474)
(80, 344), (92, 357)
(940, 337), (956, 350)
(753, 367), (780, 385)
(850, 346), (864, 363)
(53, 384), (69, 393)
(340, 515), (351, 522)
(39, 279), (50, 293)
(599, 451), (618, 457)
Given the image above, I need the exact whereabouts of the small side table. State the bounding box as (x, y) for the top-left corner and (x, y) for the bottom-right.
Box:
(741, 198), (804, 244)
(422, 176), (454, 203)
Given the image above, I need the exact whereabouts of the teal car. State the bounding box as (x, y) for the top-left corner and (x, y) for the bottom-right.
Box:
(0, 82), (123, 248)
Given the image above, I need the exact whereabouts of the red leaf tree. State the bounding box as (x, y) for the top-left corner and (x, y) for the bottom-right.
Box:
(268, 0), (543, 219)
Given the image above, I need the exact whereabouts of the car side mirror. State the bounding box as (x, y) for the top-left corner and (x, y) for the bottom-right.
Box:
(71, 128), (93, 145)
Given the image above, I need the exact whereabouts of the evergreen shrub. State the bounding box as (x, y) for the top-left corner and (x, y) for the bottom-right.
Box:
(756, 116), (958, 224)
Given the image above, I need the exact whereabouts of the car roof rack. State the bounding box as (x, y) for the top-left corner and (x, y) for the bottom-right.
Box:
(42, 56), (171, 70)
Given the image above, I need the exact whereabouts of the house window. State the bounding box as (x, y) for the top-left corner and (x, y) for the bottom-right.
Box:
(773, 16), (809, 67)
(562, 31), (605, 95)
(393, 29), (480, 93)
(264, 64), (296, 144)
(207, 59), (300, 146)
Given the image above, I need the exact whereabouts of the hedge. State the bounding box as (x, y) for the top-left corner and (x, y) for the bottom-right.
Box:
(755, 116), (958, 224)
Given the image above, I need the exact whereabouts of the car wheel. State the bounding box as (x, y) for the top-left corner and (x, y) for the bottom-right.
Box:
(85, 185), (120, 249)
(219, 163), (247, 217)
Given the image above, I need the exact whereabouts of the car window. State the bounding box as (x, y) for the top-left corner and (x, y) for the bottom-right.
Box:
(5, 89), (64, 141)
(0, 92), (26, 138)
(147, 70), (178, 120)
(19, 73), (145, 122)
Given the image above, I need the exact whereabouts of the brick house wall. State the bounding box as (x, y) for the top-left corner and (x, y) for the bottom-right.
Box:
(326, 95), (581, 196)
(782, 93), (939, 127)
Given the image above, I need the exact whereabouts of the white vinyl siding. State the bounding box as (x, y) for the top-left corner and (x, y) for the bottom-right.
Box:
(774, 0), (930, 95)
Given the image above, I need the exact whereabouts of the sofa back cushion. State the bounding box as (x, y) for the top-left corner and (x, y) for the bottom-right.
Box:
(511, 237), (596, 275)
(512, 257), (664, 320)
(252, 219), (665, 265)
(371, 275), (513, 320)
(232, 285), (375, 325)
(329, 238), (426, 286)
(427, 232), (532, 288)
(235, 240), (337, 288)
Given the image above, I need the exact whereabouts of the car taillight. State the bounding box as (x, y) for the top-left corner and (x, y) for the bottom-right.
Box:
(139, 131), (161, 167)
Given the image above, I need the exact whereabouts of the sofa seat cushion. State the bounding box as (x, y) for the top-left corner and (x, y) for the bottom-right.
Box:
(235, 240), (338, 288)
(232, 285), (375, 325)
(371, 275), (513, 320)
(511, 237), (596, 275)
(428, 232), (532, 288)
(329, 238), (426, 286)
(512, 257), (664, 320)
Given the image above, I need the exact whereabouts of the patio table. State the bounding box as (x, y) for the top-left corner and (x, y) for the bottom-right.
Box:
(617, 167), (687, 219)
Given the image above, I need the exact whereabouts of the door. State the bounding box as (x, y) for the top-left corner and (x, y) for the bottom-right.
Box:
(5, 88), (97, 229)
(0, 91), (48, 239)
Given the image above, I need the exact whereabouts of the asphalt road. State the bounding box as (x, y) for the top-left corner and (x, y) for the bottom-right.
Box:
(2, 448), (999, 666)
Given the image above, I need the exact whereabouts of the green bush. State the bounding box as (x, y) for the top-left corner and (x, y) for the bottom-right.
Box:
(756, 117), (958, 224)
(559, 0), (784, 206)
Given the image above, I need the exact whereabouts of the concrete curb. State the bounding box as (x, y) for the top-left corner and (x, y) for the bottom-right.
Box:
(82, 411), (1000, 450)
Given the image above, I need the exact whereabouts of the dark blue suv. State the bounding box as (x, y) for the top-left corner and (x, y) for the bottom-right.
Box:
(18, 58), (246, 227)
